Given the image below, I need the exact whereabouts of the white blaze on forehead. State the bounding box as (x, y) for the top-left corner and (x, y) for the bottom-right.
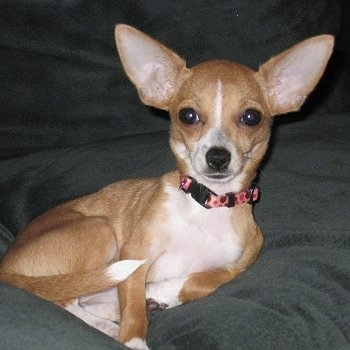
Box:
(213, 79), (223, 128)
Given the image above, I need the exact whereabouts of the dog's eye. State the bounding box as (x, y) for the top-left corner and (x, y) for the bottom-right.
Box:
(179, 108), (200, 125)
(240, 109), (261, 126)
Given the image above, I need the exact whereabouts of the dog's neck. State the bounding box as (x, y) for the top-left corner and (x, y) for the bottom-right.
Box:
(179, 175), (259, 209)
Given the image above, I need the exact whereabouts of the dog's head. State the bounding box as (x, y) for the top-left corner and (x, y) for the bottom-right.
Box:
(115, 25), (334, 191)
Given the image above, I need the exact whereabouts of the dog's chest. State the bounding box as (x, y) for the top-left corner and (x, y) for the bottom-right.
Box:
(149, 186), (242, 281)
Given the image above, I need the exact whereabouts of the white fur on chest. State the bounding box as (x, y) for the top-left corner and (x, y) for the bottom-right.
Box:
(149, 184), (242, 281)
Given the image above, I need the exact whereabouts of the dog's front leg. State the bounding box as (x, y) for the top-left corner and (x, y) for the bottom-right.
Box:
(117, 257), (150, 350)
(146, 267), (241, 311)
(177, 267), (242, 303)
(146, 240), (262, 310)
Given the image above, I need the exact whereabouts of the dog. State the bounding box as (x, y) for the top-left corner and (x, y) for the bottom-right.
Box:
(0, 24), (334, 350)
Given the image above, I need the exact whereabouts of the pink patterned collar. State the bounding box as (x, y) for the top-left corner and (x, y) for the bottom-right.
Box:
(179, 175), (259, 209)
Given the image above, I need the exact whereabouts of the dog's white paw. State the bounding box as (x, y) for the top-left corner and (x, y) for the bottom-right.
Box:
(146, 277), (187, 309)
(124, 337), (150, 350)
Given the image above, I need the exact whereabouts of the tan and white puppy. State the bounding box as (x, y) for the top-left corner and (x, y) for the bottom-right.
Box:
(0, 25), (334, 350)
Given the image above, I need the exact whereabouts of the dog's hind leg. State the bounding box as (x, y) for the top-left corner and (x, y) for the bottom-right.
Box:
(79, 288), (120, 322)
(61, 297), (120, 338)
(0, 216), (118, 277)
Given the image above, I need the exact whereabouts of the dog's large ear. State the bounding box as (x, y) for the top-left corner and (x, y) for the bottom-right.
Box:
(256, 35), (334, 115)
(115, 24), (187, 110)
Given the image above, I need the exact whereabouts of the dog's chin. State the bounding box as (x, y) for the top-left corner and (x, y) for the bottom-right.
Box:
(189, 168), (247, 193)
(205, 173), (233, 182)
(188, 163), (243, 187)
(198, 172), (237, 186)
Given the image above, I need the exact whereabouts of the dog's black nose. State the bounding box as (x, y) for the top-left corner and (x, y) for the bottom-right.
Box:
(206, 147), (231, 171)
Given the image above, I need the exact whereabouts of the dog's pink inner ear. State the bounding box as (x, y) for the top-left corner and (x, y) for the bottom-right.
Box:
(115, 25), (186, 110)
(257, 35), (334, 116)
(136, 61), (183, 109)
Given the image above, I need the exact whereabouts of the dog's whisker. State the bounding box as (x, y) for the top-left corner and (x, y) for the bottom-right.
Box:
(245, 156), (265, 178)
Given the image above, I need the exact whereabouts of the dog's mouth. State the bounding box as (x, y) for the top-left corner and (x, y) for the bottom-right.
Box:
(206, 173), (230, 179)
(204, 173), (234, 181)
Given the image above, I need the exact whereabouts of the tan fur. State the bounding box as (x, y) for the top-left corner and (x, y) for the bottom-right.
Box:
(0, 266), (119, 300)
(0, 24), (334, 350)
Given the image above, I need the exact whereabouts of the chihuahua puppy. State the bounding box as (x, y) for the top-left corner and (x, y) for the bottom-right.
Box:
(0, 25), (334, 350)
